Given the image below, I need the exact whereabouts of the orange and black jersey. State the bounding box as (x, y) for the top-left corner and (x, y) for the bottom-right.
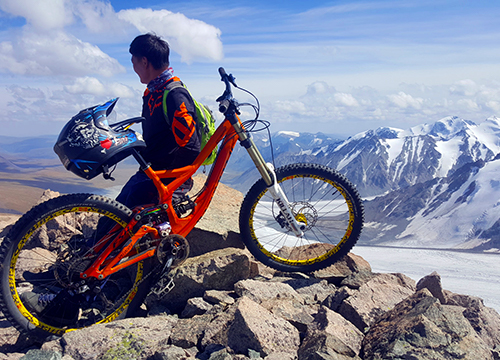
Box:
(140, 77), (201, 170)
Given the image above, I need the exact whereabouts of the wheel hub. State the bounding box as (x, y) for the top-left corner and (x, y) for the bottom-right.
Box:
(292, 202), (317, 231)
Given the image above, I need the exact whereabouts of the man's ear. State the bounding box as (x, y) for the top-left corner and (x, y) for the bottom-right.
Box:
(141, 56), (150, 68)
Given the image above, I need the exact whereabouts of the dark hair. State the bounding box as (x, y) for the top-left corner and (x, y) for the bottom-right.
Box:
(129, 33), (170, 70)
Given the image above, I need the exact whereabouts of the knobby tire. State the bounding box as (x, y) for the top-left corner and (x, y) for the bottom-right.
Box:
(239, 163), (364, 273)
(0, 194), (153, 340)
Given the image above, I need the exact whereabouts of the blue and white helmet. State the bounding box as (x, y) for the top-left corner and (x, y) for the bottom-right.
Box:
(54, 98), (146, 180)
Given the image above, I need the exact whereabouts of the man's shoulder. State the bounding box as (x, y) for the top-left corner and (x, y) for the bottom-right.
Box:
(164, 79), (194, 105)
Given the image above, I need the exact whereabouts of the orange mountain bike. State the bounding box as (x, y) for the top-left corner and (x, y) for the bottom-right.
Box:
(0, 68), (363, 339)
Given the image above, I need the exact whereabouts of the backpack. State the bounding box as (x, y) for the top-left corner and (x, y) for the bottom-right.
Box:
(163, 81), (217, 165)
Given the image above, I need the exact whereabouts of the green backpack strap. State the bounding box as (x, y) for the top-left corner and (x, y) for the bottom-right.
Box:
(162, 81), (210, 136)
(162, 80), (185, 121)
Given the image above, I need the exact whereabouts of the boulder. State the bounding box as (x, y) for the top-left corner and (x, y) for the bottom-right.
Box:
(298, 330), (362, 360)
(153, 345), (197, 360)
(287, 278), (338, 305)
(311, 306), (364, 356)
(446, 292), (500, 349)
(234, 279), (303, 304)
(181, 297), (214, 318)
(362, 289), (494, 359)
(53, 315), (177, 360)
(226, 296), (301, 357)
(314, 253), (373, 288)
(416, 271), (446, 303)
(0, 214), (20, 245)
(170, 313), (215, 350)
(324, 273), (416, 332)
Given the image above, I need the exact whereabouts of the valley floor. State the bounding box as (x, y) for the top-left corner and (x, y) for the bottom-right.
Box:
(353, 245), (500, 312)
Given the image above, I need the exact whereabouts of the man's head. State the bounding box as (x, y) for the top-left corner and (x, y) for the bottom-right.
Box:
(130, 33), (170, 84)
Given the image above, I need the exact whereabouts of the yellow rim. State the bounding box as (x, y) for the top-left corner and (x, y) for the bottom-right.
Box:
(8, 206), (142, 336)
(249, 174), (355, 266)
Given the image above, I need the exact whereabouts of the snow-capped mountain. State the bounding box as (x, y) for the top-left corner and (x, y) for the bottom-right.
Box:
(225, 116), (500, 197)
(362, 156), (500, 250)
(319, 116), (500, 196)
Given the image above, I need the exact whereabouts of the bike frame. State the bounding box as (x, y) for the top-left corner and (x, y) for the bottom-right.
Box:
(82, 112), (247, 279)
(81, 71), (304, 281)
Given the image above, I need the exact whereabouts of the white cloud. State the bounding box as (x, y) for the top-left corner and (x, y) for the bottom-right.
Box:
(334, 93), (359, 107)
(64, 77), (134, 98)
(306, 81), (334, 95)
(0, 0), (73, 30)
(387, 92), (423, 109)
(72, 0), (127, 34)
(274, 100), (307, 114)
(0, 30), (125, 76)
(456, 99), (481, 112)
(486, 101), (500, 112)
(261, 78), (500, 136)
(449, 79), (479, 97)
(117, 8), (223, 63)
(0, 0), (224, 80)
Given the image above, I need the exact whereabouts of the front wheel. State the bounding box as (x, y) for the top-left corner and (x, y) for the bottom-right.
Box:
(239, 163), (364, 272)
(0, 194), (153, 340)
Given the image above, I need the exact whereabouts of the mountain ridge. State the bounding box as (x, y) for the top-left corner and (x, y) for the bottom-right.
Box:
(2, 115), (500, 251)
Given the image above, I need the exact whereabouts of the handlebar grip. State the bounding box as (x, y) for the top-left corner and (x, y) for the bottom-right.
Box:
(218, 67), (227, 79)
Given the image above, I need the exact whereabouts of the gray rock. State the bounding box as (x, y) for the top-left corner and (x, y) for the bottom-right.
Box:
(262, 298), (316, 335)
(19, 350), (62, 360)
(186, 176), (245, 257)
(362, 289), (494, 359)
(227, 296), (301, 357)
(59, 315), (177, 360)
(234, 279), (303, 304)
(416, 271), (446, 303)
(0, 214), (19, 244)
(203, 290), (236, 305)
(314, 253), (373, 288)
(206, 347), (233, 360)
(264, 352), (296, 360)
(325, 272), (415, 332)
(279, 277), (337, 305)
(199, 303), (239, 350)
(181, 297), (213, 318)
(311, 306), (364, 355)
(451, 293), (500, 349)
(170, 313), (214, 349)
(299, 330), (361, 360)
(153, 345), (196, 360)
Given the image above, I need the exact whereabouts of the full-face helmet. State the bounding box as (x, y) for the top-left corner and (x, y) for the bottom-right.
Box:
(54, 98), (146, 180)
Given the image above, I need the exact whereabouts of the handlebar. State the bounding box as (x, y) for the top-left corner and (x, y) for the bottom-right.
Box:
(217, 67), (237, 114)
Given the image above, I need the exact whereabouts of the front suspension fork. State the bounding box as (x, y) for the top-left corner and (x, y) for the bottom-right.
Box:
(265, 163), (305, 237)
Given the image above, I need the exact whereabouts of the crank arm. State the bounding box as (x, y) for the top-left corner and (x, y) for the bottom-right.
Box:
(266, 163), (304, 237)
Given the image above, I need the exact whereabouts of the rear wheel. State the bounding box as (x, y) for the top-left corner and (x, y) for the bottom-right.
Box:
(239, 163), (364, 272)
(0, 194), (152, 339)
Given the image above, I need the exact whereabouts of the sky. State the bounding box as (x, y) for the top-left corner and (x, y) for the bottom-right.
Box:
(0, 0), (499, 138)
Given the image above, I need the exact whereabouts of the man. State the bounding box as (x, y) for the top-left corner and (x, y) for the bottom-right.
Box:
(117, 33), (201, 208)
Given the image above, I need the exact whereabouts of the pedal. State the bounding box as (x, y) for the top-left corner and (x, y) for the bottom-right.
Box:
(150, 275), (175, 298)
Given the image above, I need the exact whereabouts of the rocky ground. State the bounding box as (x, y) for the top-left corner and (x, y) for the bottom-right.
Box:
(1, 178), (500, 360)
